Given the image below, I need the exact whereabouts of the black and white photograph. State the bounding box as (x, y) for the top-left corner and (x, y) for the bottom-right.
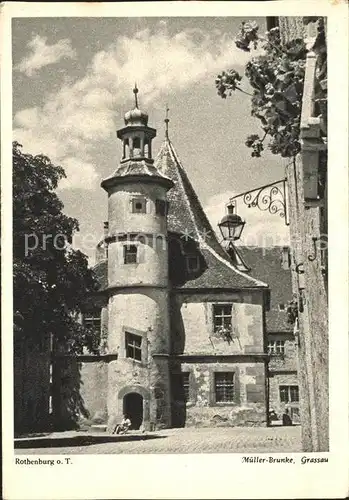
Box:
(2, 2), (348, 499)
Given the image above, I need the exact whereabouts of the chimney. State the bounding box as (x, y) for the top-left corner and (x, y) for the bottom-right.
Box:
(281, 246), (290, 270)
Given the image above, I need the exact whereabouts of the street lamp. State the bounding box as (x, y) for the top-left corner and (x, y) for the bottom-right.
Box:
(218, 204), (245, 242)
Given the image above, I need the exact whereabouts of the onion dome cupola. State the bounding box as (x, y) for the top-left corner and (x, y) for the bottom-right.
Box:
(117, 84), (155, 163)
(101, 85), (173, 192)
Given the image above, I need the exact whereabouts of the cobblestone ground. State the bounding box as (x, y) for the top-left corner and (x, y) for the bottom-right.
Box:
(15, 426), (301, 454)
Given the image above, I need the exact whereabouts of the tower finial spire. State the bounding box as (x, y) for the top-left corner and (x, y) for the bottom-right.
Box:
(133, 83), (139, 108)
(164, 104), (170, 139)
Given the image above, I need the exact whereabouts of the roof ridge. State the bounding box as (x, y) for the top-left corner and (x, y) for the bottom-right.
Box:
(155, 138), (269, 289)
(201, 242), (269, 288)
(166, 140), (202, 241)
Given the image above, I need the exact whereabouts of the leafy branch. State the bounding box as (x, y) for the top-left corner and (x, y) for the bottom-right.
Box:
(216, 19), (326, 159)
(13, 142), (101, 355)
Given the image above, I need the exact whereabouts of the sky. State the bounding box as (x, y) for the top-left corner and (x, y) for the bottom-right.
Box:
(12, 16), (290, 264)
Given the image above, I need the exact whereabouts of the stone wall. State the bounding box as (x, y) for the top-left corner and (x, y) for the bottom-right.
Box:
(108, 288), (170, 353)
(107, 183), (168, 238)
(171, 361), (267, 427)
(268, 333), (298, 372)
(268, 372), (299, 420)
(78, 359), (109, 425)
(171, 291), (265, 355)
(52, 355), (110, 429)
(14, 336), (51, 433)
(286, 146), (328, 451)
(107, 356), (171, 431)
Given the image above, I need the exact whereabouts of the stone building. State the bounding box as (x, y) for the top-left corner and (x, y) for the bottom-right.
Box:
(239, 246), (299, 424)
(268, 16), (328, 450)
(57, 88), (303, 432)
(15, 91), (300, 434)
(71, 89), (276, 431)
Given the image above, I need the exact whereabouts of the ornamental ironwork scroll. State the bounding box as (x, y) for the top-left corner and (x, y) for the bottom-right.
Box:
(230, 179), (289, 226)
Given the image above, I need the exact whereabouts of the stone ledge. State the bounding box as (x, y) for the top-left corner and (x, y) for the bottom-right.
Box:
(153, 353), (268, 361)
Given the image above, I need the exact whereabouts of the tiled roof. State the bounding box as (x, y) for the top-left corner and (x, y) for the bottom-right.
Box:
(155, 140), (224, 256)
(238, 246), (293, 332)
(93, 139), (270, 292)
(110, 159), (170, 179)
(101, 159), (173, 192)
(177, 244), (268, 290)
(155, 139), (268, 290)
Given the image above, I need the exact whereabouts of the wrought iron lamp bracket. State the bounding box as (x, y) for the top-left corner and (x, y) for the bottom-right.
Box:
(307, 237), (318, 262)
(229, 179), (289, 226)
(295, 263), (305, 274)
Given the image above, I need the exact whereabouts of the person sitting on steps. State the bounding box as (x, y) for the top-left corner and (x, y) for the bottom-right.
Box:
(113, 415), (131, 435)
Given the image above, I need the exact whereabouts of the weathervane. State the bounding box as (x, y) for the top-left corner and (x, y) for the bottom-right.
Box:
(133, 83), (139, 108)
(229, 179), (289, 226)
(165, 104), (170, 138)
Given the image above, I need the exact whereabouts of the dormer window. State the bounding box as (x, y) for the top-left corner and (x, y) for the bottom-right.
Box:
(186, 255), (200, 272)
(131, 197), (147, 214)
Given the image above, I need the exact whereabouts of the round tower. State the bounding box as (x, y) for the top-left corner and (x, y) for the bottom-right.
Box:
(101, 86), (174, 431)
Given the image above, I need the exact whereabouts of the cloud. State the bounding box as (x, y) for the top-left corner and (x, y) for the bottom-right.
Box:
(13, 22), (259, 190)
(58, 157), (99, 191)
(15, 35), (77, 76)
(204, 190), (290, 248)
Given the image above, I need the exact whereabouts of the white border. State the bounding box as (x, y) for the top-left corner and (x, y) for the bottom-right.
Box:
(2, 2), (349, 499)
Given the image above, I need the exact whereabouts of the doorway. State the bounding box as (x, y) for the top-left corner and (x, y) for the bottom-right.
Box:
(123, 392), (143, 430)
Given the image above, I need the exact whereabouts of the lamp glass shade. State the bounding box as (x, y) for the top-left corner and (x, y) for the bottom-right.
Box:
(218, 213), (245, 241)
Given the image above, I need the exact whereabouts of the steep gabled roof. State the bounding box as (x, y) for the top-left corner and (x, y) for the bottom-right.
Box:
(178, 244), (268, 290)
(155, 139), (268, 290)
(238, 246), (293, 331)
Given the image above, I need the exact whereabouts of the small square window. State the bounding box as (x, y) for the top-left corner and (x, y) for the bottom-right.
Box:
(131, 198), (147, 214)
(279, 385), (299, 403)
(155, 199), (168, 216)
(267, 339), (285, 355)
(186, 255), (200, 272)
(278, 303), (285, 311)
(214, 372), (234, 402)
(125, 332), (142, 361)
(124, 245), (137, 264)
(213, 304), (232, 331)
(84, 311), (101, 335)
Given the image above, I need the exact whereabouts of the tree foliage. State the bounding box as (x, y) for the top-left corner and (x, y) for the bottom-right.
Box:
(215, 19), (327, 159)
(13, 142), (100, 354)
